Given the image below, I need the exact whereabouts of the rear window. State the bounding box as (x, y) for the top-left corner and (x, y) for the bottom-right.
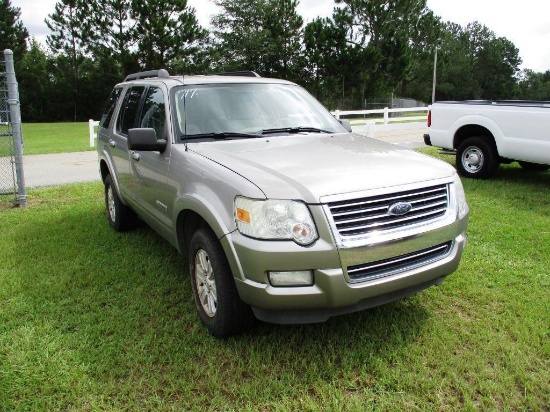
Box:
(116, 86), (145, 136)
(99, 87), (122, 129)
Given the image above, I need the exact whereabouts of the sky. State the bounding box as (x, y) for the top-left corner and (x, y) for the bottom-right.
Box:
(10, 0), (550, 73)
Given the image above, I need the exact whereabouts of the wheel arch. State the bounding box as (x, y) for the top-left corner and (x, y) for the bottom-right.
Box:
(98, 152), (126, 204)
(99, 158), (110, 183)
(174, 196), (234, 256)
(177, 209), (208, 256)
(453, 124), (496, 150)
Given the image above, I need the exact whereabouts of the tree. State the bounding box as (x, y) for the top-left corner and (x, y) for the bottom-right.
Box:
(0, 0), (29, 58)
(263, 0), (303, 80)
(211, 0), (303, 80)
(131, 0), (206, 69)
(400, 9), (443, 101)
(431, 22), (481, 101)
(303, 16), (346, 97)
(212, 0), (273, 73)
(467, 22), (521, 99)
(303, 10), (364, 108)
(17, 39), (50, 121)
(84, 0), (138, 78)
(46, 0), (87, 121)
(334, 0), (432, 96)
(434, 21), (522, 101)
(517, 69), (550, 100)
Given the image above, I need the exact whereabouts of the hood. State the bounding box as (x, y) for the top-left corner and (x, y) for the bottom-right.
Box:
(188, 133), (455, 203)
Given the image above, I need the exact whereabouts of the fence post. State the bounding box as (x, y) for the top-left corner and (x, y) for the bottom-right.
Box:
(334, 110), (340, 120)
(89, 119), (95, 147)
(4, 49), (26, 208)
(383, 107), (389, 124)
(367, 121), (376, 138)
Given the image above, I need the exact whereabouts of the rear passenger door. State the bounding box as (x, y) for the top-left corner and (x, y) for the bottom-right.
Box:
(112, 86), (146, 196)
(128, 85), (172, 231)
(97, 86), (123, 179)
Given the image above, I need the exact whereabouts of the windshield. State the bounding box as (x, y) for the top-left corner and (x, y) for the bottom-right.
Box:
(173, 83), (346, 139)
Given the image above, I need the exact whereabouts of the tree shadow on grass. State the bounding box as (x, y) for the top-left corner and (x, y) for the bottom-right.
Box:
(483, 163), (550, 185)
(461, 164), (550, 218)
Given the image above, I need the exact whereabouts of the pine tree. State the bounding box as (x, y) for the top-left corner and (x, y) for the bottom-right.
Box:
(85, 0), (137, 77)
(45, 0), (87, 121)
(212, 0), (303, 80)
(131, 0), (206, 69)
(0, 0), (29, 58)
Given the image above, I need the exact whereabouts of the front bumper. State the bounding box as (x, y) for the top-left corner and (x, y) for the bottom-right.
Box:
(222, 200), (468, 324)
(220, 177), (469, 324)
(423, 133), (432, 146)
(230, 231), (466, 324)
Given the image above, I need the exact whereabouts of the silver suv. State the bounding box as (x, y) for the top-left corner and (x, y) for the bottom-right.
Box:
(97, 69), (469, 337)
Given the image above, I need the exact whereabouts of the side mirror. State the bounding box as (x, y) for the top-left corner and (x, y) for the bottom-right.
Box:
(339, 119), (352, 132)
(128, 128), (167, 152)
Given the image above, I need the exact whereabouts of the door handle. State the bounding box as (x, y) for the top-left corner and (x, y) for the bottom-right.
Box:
(108, 139), (116, 148)
(131, 151), (140, 161)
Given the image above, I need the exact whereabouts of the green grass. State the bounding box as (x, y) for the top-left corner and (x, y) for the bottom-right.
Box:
(1, 154), (549, 411)
(20, 122), (94, 155)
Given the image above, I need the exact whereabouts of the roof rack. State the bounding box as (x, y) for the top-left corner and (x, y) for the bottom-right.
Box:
(213, 71), (261, 78)
(124, 69), (170, 82)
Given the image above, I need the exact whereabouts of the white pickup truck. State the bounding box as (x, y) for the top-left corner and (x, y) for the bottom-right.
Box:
(424, 100), (550, 178)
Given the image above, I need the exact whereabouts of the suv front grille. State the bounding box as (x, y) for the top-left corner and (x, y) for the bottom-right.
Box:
(327, 184), (449, 238)
(347, 242), (453, 282)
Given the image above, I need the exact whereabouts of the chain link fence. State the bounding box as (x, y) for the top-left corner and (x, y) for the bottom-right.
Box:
(1, 50), (26, 206)
(0, 56), (17, 198)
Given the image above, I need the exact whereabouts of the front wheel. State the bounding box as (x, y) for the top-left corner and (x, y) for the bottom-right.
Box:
(188, 226), (254, 337)
(456, 137), (499, 179)
(518, 161), (550, 172)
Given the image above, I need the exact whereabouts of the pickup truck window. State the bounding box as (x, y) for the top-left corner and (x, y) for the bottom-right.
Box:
(138, 86), (166, 139)
(173, 83), (345, 139)
(117, 86), (145, 136)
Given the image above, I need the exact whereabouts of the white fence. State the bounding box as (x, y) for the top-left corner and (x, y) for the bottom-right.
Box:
(89, 119), (99, 147)
(332, 106), (428, 122)
(331, 106), (429, 138)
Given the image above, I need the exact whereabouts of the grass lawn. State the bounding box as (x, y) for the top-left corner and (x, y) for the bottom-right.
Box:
(0, 152), (549, 411)
(21, 122), (94, 155)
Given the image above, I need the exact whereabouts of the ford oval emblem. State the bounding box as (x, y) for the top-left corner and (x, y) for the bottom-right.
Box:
(388, 202), (412, 216)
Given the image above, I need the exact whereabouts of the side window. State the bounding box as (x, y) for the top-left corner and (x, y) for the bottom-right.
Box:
(99, 87), (122, 129)
(138, 87), (166, 139)
(116, 86), (145, 136)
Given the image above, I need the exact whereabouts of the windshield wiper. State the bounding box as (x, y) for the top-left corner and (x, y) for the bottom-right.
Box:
(261, 126), (333, 135)
(181, 131), (260, 140)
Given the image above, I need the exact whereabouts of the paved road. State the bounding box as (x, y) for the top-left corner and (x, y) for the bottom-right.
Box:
(354, 127), (427, 149)
(22, 128), (427, 188)
(23, 151), (100, 188)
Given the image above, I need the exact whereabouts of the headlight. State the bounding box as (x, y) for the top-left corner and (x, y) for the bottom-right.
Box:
(453, 173), (469, 219)
(235, 197), (318, 245)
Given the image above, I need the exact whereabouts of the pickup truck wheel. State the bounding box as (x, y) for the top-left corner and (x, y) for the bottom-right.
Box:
(189, 227), (254, 337)
(456, 137), (499, 179)
(104, 174), (135, 231)
(518, 161), (550, 172)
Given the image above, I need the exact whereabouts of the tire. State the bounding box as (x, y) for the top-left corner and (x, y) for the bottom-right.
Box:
(188, 226), (254, 337)
(518, 161), (550, 172)
(456, 137), (500, 179)
(104, 174), (135, 232)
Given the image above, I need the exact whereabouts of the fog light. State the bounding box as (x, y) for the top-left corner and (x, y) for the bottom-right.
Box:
(268, 270), (313, 287)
